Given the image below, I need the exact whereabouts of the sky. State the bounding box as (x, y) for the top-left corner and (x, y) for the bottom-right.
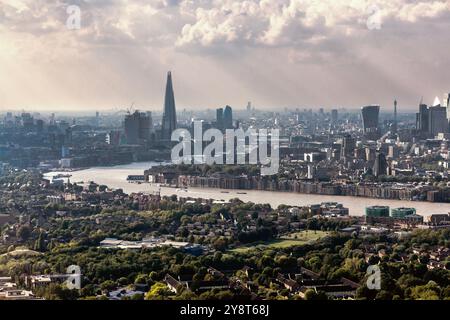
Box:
(1, 0), (450, 112)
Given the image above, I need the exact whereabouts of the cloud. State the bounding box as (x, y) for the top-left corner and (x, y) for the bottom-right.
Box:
(1, 0), (450, 110)
(175, 0), (450, 48)
(2, 1), (450, 50)
(396, 1), (449, 22)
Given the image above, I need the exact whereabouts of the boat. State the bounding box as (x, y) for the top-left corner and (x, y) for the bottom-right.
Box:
(220, 191), (230, 194)
(53, 173), (72, 179)
(237, 192), (247, 194)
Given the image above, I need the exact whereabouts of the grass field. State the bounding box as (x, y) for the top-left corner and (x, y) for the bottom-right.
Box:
(230, 230), (329, 253)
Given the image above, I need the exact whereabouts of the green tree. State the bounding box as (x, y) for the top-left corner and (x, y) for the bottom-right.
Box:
(304, 289), (328, 300)
(409, 281), (441, 300)
(34, 232), (46, 252)
(145, 282), (171, 300)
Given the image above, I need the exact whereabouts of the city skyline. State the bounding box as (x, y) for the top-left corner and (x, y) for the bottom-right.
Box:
(2, 1), (450, 110)
(0, 71), (447, 115)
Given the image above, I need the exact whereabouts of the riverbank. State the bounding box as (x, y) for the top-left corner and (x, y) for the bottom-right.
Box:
(44, 162), (450, 217)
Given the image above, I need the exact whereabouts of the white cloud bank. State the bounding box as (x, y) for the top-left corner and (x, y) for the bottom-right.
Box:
(1, 0), (450, 110)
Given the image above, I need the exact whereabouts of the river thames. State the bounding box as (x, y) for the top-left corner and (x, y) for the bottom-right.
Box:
(44, 162), (450, 217)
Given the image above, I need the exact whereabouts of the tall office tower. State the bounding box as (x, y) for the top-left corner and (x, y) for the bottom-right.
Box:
(361, 105), (380, 139)
(416, 103), (429, 133)
(331, 109), (338, 123)
(341, 134), (356, 159)
(393, 100), (398, 134)
(146, 111), (154, 133)
(223, 105), (233, 129)
(4, 112), (13, 127)
(139, 112), (152, 141)
(246, 102), (251, 112)
(443, 93), (450, 107)
(124, 111), (152, 145)
(95, 111), (100, 127)
(216, 108), (223, 130)
(373, 151), (388, 177)
(21, 112), (34, 130)
(161, 71), (177, 140)
(124, 111), (140, 145)
(428, 105), (448, 135)
(444, 93), (450, 130)
(36, 119), (44, 133)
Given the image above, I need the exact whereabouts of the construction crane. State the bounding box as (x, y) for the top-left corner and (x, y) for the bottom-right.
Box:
(113, 103), (135, 116)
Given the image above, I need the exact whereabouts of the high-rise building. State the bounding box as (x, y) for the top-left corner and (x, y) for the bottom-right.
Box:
(139, 112), (152, 141)
(36, 119), (44, 133)
(161, 71), (177, 140)
(416, 103), (429, 133)
(443, 93), (450, 106)
(428, 105), (447, 135)
(216, 108), (223, 130)
(4, 112), (13, 128)
(373, 151), (388, 177)
(444, 93), (450, 130)
(223, 105), (233, 130)
(146, 111), (154, 133)
(95, 111), (100, 127)
(124, 112), (139, 145)
(124, 111), (152, 145)
(340, 134), (355, 159)
(331, 109), (338, 123)
(361, 105), (380, 139)
(21, 112), (34, 129)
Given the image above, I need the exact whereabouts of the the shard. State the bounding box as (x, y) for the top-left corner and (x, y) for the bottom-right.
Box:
(161, 71), (177, 140)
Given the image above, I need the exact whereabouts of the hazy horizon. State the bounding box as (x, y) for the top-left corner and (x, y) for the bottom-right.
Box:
(1, 0), (450, 111)
(0, 107), (421, 117)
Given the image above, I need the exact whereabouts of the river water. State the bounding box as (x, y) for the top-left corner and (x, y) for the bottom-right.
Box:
(44, 162), (450, 217)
